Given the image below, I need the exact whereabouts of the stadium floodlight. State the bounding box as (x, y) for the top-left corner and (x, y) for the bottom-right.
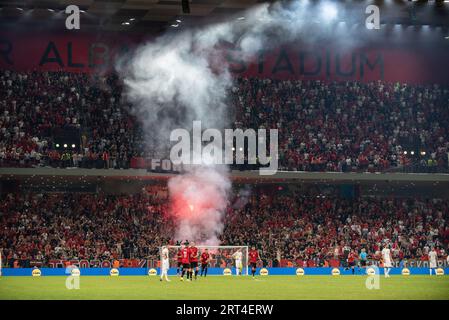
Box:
(321, 2), (338, 22)
(71, 144), (76, 148)
(404, 151), (408, 155)
(164, 245), (249, 276)
(55, 143), (60, 148)
(420, 151), (426, 156)
(63, 144), (68, 148)
(410, 151), (415, 155)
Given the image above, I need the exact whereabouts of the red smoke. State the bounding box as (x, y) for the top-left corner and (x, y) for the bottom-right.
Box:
(168, 166), (230, 245)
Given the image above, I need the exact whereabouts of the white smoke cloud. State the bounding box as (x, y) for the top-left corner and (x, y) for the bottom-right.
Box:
(122, 0), (358, 141)
(121, 1), (359, 245)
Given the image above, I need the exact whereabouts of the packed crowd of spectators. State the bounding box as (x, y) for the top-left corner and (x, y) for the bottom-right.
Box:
(0, 191), (171, 267)
(223, 191), (449, 267)
(1, 70), (449, 172)
(232, 78), (449, 172)
(0, 70), (144, 170)
(1, 188), (448, 268)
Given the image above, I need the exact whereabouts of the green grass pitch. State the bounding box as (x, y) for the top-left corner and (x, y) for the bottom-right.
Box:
(1, 275), (448, 300)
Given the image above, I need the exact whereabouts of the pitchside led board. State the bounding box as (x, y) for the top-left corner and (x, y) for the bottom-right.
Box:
(296, 268), (305, 276)
(31, 268), (41, 277)
(148, 268), (157, 276)
(110, 268), (119, 277)
(223, 268), (232, 276)
(367, 267), (376, 276)
(402, 268), (411, 276)
(71, 268), (81, 277)
(2, 266), (446, 277)
(260, 268), (269, 276)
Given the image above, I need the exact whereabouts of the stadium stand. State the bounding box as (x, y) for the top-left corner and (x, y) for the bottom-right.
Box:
(1, 70), (448, 173)
(1, 189), (448, 268)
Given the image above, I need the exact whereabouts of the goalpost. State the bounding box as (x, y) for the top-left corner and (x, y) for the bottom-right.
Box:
(162, 245), (249, 276)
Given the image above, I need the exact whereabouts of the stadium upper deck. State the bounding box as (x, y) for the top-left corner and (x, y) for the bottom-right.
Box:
(1, 70), (448, 174)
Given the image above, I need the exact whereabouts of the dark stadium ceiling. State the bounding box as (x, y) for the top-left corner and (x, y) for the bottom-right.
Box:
(0, 0), (449, 32)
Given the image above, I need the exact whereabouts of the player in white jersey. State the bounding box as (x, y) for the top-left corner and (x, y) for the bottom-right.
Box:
(232, 250), (243, 276)
(160, 246), (171, 282)
(428, 247), (438, 276)
(381, 244), (393, 278)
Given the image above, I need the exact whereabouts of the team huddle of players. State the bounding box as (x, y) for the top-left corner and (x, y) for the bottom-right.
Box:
(176, 241), (205, 281)
(160, 242), (261, 282)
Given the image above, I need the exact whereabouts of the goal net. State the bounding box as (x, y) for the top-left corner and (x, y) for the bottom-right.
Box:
(162, 245), (249, 275)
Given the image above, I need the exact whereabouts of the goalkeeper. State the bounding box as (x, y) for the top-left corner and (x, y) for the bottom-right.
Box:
(232, 249), (243, 276)
(160, 246), (171, 282)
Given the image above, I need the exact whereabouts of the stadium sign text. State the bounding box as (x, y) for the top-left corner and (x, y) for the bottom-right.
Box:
(225, 47), (384, 80)
(2, 33), (449, 84)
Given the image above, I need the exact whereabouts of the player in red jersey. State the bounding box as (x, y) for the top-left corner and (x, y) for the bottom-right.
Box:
(176, 246), (183, 276)
(347, 250), (358, 275)
(200, 249), (210, 277)
(179, 242), (191, 281)
(189, 242), (199, 280)
(248, 245), (259, 277)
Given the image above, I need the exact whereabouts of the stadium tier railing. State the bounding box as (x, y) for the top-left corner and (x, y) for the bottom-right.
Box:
(1, 167), (449, 183)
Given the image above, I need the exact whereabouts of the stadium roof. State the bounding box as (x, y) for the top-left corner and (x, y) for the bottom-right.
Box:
(0, 0), (268, 32)
(0, 0), (449, 33)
